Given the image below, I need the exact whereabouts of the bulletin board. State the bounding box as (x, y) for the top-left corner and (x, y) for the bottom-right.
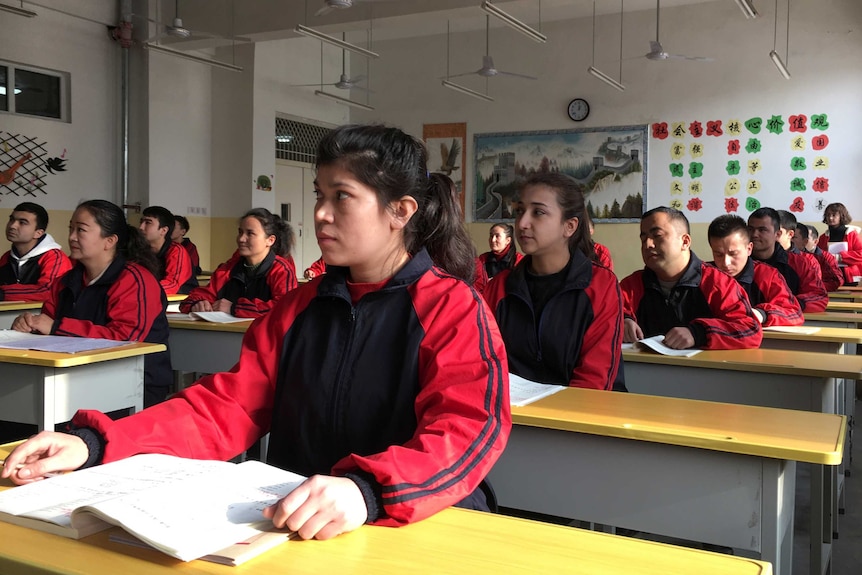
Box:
(647, 113), (848, 223)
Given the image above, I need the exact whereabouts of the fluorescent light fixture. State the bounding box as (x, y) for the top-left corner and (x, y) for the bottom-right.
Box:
(441, 80), (494, 102)
(480, 1), (547, 43)
(769, 49), (790, 79)
(275, 135), (293, 143)
(295, 24), (379, 59)
(587, 66), (625, 92)
(143, 43), (243, 72)
(733, 0), (759, 19)
(0, 2), (37, 17)
(314, 90), (375, 111)
(0, 87), (23, 96)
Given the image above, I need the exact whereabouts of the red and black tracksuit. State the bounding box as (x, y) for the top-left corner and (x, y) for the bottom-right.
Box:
(179, 249), (297, 318)
(473, 245), (523, 294)
(818, 226), (862, 284)
(809, 247), (842, 292)
(484, 250), (624, 391)
(754, 243), (828, 313)
(45, 257), (172, 406)
(71, 249), (511, 525)
(179, 238), (202, 276)
(721, 258), (803, 327)
(0, 234), (72, 302)
(619, 252), (762, 349)
(155, 239), (195, 295)
(593, 241), (614, 271)
(303, 257), (327, 278)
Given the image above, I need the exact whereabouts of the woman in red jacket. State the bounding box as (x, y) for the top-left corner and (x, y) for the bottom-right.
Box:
(818, 202), (862, 284)
(473, 223), (522, 294)
(180, 208), (297, 318)
(3, 125), (510, 542)
(484, 172), (624, 391)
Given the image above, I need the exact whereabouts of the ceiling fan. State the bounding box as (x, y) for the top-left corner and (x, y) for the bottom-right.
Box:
(445, 16), (537, 81)
(315, 0), (392, 18)
(644, 0), (712, 61)
(140, 0), (250, 44)
(291, 40), (372, 92)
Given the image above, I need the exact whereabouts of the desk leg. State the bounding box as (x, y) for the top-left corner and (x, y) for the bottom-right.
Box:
(763, 460), (795, 575)
(811, 463), (834, 575)
(40, 368), (55, 432)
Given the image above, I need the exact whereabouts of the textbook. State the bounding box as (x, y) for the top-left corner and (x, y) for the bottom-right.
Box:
(762, 325), (821, 335)
(0, 453), (304, 563)
(627, 335), (702, 358)
(0, 330), (128, 354)
(182, 311), (252, 323)
(508, 373), (566, 407)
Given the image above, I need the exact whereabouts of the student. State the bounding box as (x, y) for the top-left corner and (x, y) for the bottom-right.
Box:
(2, 125), (511, 542)
(794, 223), (842, 292)
(619, 206), (761, 350)
(139, 206), (195, 294)
(484, 173), (623, 390)
(818, 202), (862, 284)
(11, 200), (173, 407)
(587, 214), (614, 271)
(473, 223), (522, 294)
(303, 256), (327, 280)
(171, 215), (202, 276)
(748, 207), (828, 313)
(180, 208), (297, 318)
(0, 201), (72, 302)
(707, 214), (803, 326)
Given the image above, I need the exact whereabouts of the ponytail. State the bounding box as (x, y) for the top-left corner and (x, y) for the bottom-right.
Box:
(241, 208), (293, 259)
(76, 200), (160, 277)
(121, 225), (161, 277)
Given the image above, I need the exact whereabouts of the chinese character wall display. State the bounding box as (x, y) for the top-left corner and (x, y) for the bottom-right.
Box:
(473, 125), (647, 223)
(423, 122), (467, 221)
(649, 113), (833, 222)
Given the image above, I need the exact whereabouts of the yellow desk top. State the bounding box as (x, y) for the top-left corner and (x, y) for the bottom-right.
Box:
(514, 388), (845, 465)
(0, 301), (42, 312)
(0, 445), (772, 575)
(763, 325), (862, 344)
(828, 291), (862, 301)
(621, 346), (862, 379)
(167, 318), (252, 333)
(805, 311), (862, 324)
(0, 342), (166, 368)
(165, 294), (186, 303)
(825, 300), (862, 312)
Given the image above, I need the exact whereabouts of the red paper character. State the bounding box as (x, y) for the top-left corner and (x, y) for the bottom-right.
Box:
(725, 197), (739, 213)
(689, 121), (703, 138)
(789, 197), (805, 213)
(813, 177), (829, 193)
(652, 123), (669, 140)
(727, 140), (740, 155)
(789, 114), (808, 133)
(812, 135), (829, 150)
(686, 197), (703, 212)
(706, 120), (723, 136)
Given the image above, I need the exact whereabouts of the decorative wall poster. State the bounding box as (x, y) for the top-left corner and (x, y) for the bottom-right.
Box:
(423, 122), (467, 220)
(0, 131), (67, 199)
(649, 113), (833, 222)
(473, 126), (647, 223)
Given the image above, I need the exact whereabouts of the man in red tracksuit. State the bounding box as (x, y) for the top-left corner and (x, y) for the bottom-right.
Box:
(794, 223), (842, 292)
(139, 206), (195, 294)
(620, 207), (761, 350)
(707, 214), (803, 326)
(748, 207), (828, 313)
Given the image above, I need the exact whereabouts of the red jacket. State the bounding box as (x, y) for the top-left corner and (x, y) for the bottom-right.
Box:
(484, 251), (623, 390)
(73, 249), (511, 526)
(593, 242), (614, 272)
(179, 250), (296, 318)
(179, 238), (201, 276)
(473, 245), (523, 294)
(303, 257), (327, 278)
(722, 258), (803, 327)
(810, 247), (842, 292)
(755, 244), (827, 313)
(619, 252), (762, 349)
(156, 239), (193, 295)
(817, 228), (862, 284)
(0, 235), (72, 302)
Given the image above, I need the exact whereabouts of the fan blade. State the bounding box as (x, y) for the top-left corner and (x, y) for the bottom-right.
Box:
(315, 5), (335, 16)
(661, 53), (713, 61)
(442, 69), (484, 79)
(292, 82), (337, 87)
(347, 74), (366, 83)
(495, 70), (538, 80)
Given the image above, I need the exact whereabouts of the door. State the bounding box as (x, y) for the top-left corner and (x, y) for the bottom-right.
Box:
(275, 160), (321, 275)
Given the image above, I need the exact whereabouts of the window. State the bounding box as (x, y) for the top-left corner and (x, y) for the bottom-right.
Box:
(0, 61), (69, 122)
(275, 117), (331, 164)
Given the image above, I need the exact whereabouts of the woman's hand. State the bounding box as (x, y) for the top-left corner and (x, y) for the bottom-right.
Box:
(191, 300), (214, 312)
(0, 432), (89, 485)
(213, 299), (234, 313)
(304, 269), (316, 280)
(262, 475), (368, 540)
(11, 312), (53, 334)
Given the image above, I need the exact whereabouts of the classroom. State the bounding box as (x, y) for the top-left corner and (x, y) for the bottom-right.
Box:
(1, 0), (861, 573)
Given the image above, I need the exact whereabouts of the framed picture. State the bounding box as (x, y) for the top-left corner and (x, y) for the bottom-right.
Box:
(473, 125), (648, 223)
(423, 122), (467, 220)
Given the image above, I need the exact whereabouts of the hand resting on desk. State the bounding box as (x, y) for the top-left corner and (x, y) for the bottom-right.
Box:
(0, 431), (88, 484)
(11, 312), (54, 335)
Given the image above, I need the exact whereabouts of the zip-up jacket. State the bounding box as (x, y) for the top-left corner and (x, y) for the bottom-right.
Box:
(180, 238), (202, 276)
(72, 249), (511, 526)
(717, 258), (803, 327)
(619, 252), (762, 349)
(0, 233), (72, 301)
(473, 245), (523, 294)
(755, 243), (827, 312)
(179, 249), (297, 318)
(484, 251), (623, 390)
(809, 247), (843, 292)
(593, 241), (614, 271)
(44, 257), (172, 404)
(303, 257), (327, 278)
(155, 239), (194, 295)
(817, 229), (862, 284)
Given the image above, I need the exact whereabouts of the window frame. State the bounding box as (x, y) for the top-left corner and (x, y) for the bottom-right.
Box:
(0, 60), (70, 123)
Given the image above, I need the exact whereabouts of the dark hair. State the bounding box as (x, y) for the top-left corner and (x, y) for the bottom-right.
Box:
(642, 206), (691, 234)
(240, 208), (293, 258)
(749, 207), (780, 232)
(315, 124), (475, 282)
(708, 214), (749, 242)
(142, 206), (174, 231)
(795, 223), (809, 241)
(76, 200), (160, 277)
(489, 223), (517, 268)
(776, 209), (797, 231)
(519, 172), (593, 260)
(807, 225), (820, 240)
(174, 215), (190, 233)
(13, 202), (48, 231)
(823, 202), (852, 226)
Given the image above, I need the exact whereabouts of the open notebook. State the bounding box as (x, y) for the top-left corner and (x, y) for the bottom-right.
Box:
(622, 335), (702, 358)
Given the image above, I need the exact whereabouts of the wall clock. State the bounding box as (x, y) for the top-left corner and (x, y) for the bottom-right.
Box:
(567, 98), (590, 122)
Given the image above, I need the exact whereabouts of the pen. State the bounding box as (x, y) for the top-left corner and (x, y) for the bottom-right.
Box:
(0, 459), (60, 478)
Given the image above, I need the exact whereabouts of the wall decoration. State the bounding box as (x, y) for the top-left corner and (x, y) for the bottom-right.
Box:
(649, 112), (837, 222)
(423, 122), (467, 220)
(0, 131), (66, 198)
(473, 125), (647, 223)
(256, 174), (272, 191)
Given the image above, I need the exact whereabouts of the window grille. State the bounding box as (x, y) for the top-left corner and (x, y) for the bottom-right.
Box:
(275, 118), (331, 164)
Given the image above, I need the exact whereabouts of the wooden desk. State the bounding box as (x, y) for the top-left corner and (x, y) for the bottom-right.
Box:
(168, 318), (250, 374)
(0, 342), (165, 431)
(825, 300), (862, 312)
(0, 301), (41, 330)
(489, 388), (843, 575)
(165, 293), (186, 313)
(805, 311), (862, 329)
(0, 448), (773, 575)
(828, 291), (862, 302)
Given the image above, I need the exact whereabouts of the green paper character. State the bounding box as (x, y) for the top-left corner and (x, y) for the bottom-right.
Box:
(790, 157), (807, 171)
(745, 139), (762, 153)
(744, 117), (762, 134)
(766, 115), (785, 135)
(726, 160), (741, 175)
(811, 114), (829, 130)
(745, 197), (761, 212)
(790, 178), (806, 191)
(669, 163), (684, 177)
(688, 162), (704, 178)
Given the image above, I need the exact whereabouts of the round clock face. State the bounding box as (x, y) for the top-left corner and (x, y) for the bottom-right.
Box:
(567, 98), (589, 121)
